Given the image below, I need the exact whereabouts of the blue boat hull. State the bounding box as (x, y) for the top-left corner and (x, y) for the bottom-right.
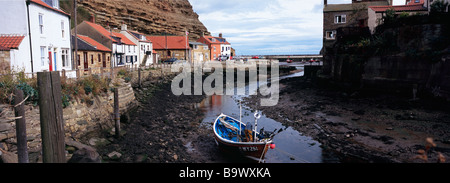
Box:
(213, 114), (272, 162)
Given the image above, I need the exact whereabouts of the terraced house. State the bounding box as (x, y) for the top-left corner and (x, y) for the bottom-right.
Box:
(76, 20), (137, 68)
(197, 33), (231, 61)
(120, 24), (154, 67)
(72, 35), (111, 75)
(0, 0), (72, 76)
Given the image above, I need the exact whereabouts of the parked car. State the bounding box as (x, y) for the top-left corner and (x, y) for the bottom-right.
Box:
(252, 56), (259, 59)
(286, 59), (293, 63)
(163, 58), (178, 64)
(217, 55), (229, 61)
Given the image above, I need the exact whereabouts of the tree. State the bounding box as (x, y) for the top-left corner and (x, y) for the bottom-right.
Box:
(383, 8), (397, 24)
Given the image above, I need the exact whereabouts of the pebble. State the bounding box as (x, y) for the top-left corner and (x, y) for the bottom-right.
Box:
(107, 151), (122, 160)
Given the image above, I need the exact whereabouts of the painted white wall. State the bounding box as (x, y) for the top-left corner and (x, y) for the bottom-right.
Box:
(0, 1), (28, 35)
(121, 31), (154, 66)
(9, 36), (31, 73)
(0, 1), (71, 75)
(29, 4), (72, 73)
(220, 44), (231, 60)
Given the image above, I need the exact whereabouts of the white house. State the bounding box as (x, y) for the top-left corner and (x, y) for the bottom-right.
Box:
(220, 44), (231, 60)
(111, 31), (138, 68)
(120, 24), (153, 66)
(0, 0), (72, 75)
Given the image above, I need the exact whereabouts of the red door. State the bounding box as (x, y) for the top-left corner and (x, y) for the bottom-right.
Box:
(48, 51), (53, 71)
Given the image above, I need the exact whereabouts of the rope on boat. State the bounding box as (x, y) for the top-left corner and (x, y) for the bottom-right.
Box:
(258, 143), (269, 163)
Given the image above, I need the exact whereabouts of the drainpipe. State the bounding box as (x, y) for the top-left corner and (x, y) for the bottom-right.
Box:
(26, 0), (34, 74)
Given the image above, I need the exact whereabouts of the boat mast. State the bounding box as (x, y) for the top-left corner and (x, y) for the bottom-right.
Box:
(239, 101), (242, 142)
(254, 111), (261, 142)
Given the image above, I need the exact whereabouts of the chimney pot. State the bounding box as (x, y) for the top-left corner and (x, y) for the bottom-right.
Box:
(219, 33), (223, 38)
(324, 0), (327, 5)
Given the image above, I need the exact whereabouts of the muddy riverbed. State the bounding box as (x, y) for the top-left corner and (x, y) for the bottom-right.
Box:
(244, 75), (450, 163)
(95, 67), (450, 163)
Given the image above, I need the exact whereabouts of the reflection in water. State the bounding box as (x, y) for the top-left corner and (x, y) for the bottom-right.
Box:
(198, 67), (337, 163)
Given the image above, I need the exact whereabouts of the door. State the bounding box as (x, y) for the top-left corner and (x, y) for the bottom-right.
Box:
(83, 52), (88, 71)
(54, 52), (57, 71)
(102, 53), (106, 67)
(48, 51), (53, 71)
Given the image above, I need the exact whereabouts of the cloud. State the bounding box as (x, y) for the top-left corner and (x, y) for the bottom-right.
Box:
(189, 0), (324, 55)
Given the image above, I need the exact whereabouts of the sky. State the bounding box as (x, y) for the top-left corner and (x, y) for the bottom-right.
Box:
(189, 0), (405, 56)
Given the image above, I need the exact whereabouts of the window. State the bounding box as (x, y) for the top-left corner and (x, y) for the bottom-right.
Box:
(415, 0), (420, 2)
(334, 15), (346, 24)
(326, 30), (336, 39)
(61, 21), (65, 38)
(194, 45), (198, 50)
(40, 46), (46, 66)
(39, 14), (44, 34)
(214, 46), (216, 51)
(61, 48), (69, 67)
(98, 54), (101, 63)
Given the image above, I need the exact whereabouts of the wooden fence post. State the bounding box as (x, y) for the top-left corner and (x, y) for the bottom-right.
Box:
(61, 69), (66, 84)
(138, 68), (141, 88)
(114, 88), (120, 138)
(14, 89), (28, 163)
(37, 71), (66, 163)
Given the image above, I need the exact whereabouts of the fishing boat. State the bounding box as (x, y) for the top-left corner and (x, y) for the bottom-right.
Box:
(213, 112), (276, 162)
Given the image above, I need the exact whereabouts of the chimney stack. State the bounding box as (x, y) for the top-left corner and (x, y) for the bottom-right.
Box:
(219, 33), (223, 38)
(121, 24), (127, 31)
(89, 14), (95, 23)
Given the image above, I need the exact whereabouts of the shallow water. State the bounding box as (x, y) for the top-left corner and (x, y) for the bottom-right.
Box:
(198, 67), (336, 163)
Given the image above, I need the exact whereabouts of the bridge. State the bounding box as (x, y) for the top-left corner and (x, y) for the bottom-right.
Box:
(240, 54), (323, 62)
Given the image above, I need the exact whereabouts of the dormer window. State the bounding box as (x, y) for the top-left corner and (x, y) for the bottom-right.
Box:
(43, 0), (59, 9)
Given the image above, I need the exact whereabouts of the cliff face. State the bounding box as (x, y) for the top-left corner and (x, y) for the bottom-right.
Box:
(63, 0), (210, 40)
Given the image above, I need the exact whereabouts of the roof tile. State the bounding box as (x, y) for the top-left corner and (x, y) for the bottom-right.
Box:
(369, 4), (427, 12)
(146, 36), (188, 50)
(30, 0), (70, 16)
(0, 35), (25, 49)
(77, 35), (111, 52)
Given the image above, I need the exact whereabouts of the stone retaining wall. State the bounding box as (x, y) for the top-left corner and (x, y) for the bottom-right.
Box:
(0, 79), (136, 156)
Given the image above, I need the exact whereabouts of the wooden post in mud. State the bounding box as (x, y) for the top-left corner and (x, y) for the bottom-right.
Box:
(37, 71), (66, 163)
(14, 89), (28, 163)
(138, 68), (141, 88)
(114, 87), (120, 138)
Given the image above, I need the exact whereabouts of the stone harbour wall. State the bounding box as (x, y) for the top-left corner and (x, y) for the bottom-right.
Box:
(0, 79), (136, 157)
